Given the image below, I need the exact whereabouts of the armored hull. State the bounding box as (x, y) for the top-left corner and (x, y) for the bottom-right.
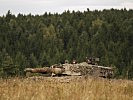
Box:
(60, 62), (114, 78)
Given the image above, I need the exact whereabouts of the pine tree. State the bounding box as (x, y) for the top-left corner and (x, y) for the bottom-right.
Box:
(14, 52), (29, 75)
(2, 53), (16, 77)
(29, 53), (38, 68)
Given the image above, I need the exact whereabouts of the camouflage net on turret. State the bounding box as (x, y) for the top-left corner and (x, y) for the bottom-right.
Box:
(66, 62), (114, 77)
(68, 62), (95, 75)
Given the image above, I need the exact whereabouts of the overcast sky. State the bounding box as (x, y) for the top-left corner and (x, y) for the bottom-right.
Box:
(0, 0), (133, 15)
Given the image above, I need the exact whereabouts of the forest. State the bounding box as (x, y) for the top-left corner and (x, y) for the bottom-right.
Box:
(0, 9), (132, 79)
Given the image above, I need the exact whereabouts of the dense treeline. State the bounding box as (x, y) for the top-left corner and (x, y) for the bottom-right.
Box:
(0, 9), (133, 78)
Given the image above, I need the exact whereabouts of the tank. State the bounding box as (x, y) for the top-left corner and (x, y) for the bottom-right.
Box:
(24, 57), (115, 78)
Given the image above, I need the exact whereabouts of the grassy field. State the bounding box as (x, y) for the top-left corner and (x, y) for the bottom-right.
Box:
(0, 76), (133, 100)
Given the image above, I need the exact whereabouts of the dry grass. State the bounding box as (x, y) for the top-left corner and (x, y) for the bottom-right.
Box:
(0, 76), (133, 100)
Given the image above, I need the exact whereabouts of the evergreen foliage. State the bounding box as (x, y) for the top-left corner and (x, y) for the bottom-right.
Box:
(0, 9), (132, 78)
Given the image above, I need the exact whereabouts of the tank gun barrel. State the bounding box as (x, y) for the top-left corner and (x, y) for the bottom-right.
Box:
(24, 67), (65, 76)
(24, 67), (51, 73)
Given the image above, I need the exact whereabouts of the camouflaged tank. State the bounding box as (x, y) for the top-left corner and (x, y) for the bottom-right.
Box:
(24, 58), (115, 78)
